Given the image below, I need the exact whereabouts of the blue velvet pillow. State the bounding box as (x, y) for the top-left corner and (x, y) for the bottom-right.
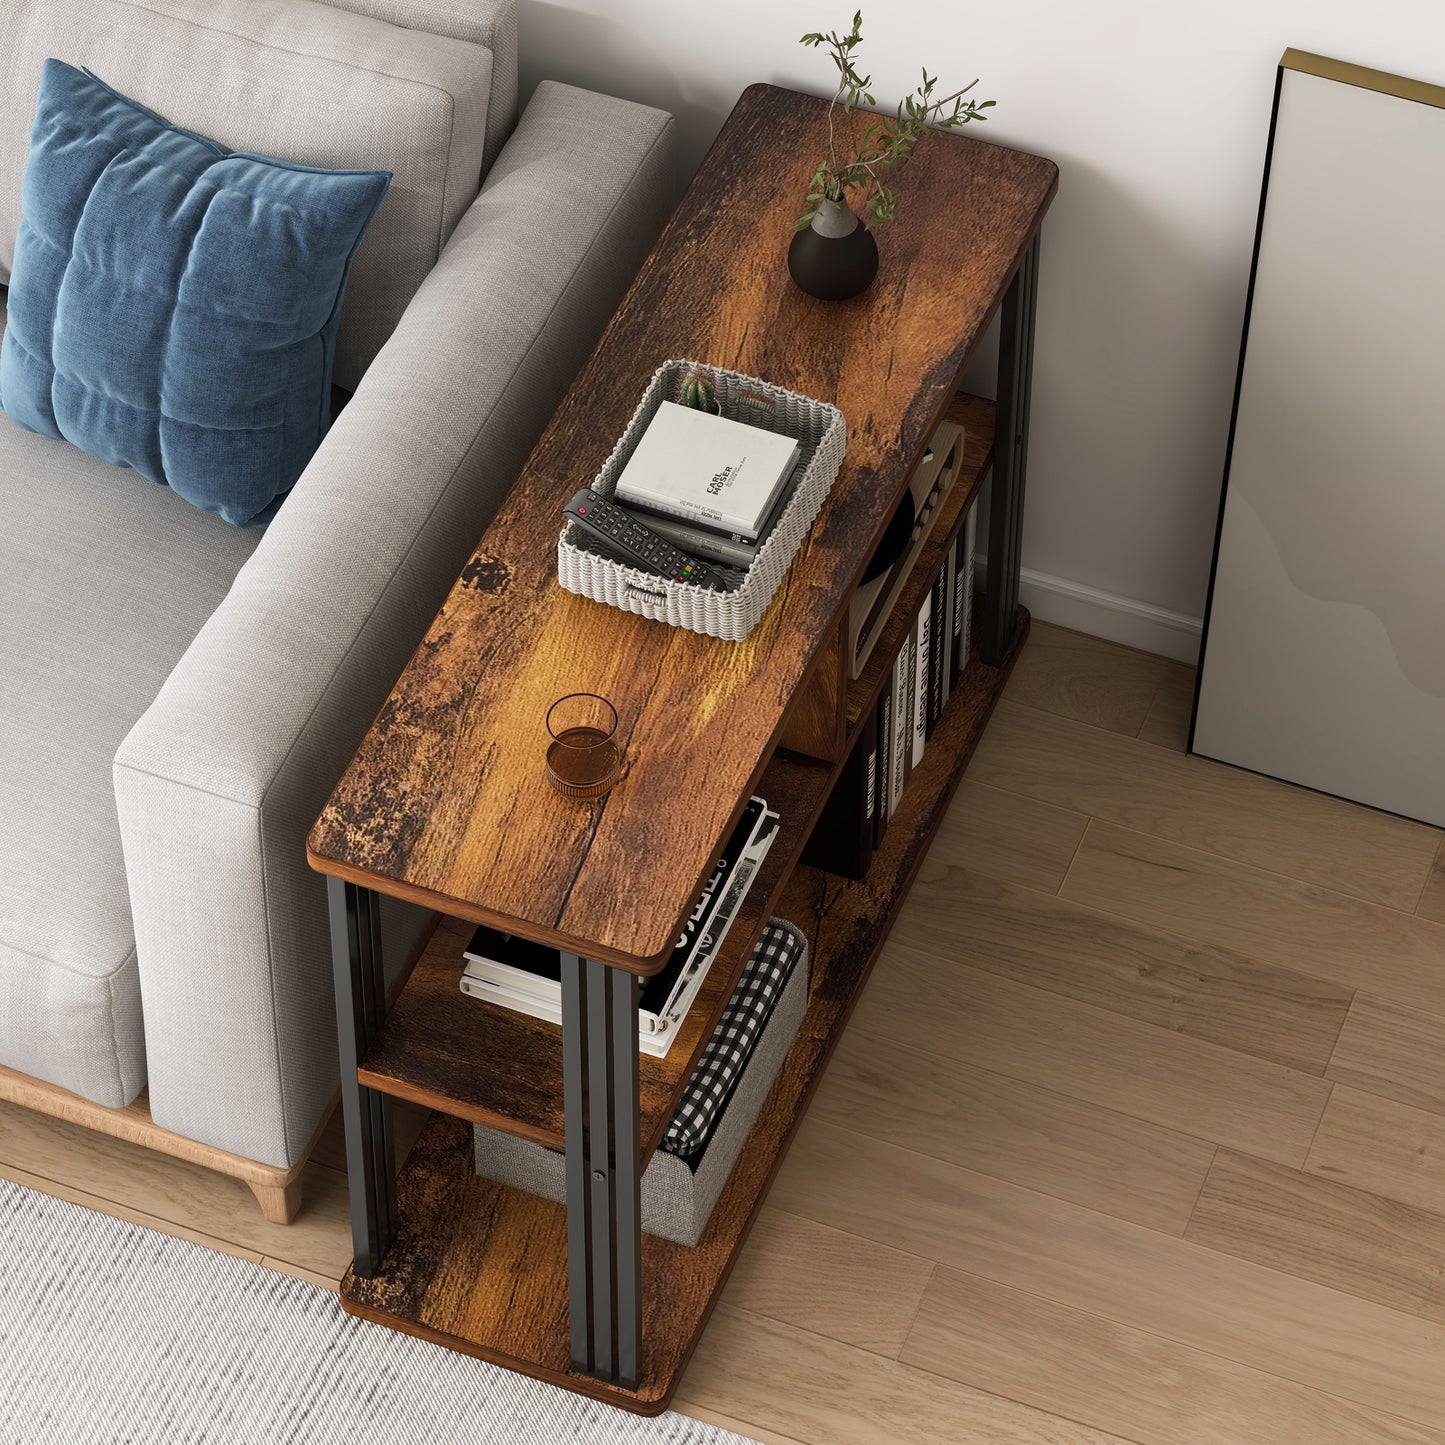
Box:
(0, 61), (390, 526)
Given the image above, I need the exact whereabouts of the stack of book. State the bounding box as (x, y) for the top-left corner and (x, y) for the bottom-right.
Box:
(460, 797), (780, 1057)
(802, 499), (978, 880)
(610, 401), (804, 572)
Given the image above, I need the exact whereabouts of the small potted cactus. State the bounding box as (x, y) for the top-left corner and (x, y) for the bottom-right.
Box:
(673, 362), (720, 413)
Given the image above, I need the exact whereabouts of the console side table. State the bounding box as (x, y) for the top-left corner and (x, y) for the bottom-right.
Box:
(307, 82), (1056, 1414)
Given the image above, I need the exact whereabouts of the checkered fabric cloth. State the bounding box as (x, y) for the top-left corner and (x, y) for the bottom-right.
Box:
(660, 918), (804, 1162)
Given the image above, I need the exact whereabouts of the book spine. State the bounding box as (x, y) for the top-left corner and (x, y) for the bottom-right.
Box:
(926, 563), (947, 736)
(900, 617), (917, 794)
(951, 522), (969, 680)
(657, 813), (779, 1045)
(461, 959), (558, 1006)
(961, 500), (978, 672)
(889, 637), (910, 816)
(941, 545), (957, 705)
(864, 706), (878, 841)
(460, 974), (563, 1028)
(464, 971), (683, 1046)
(875, 687), (891, 845)
(911, 599), (929, 769)
(647, 796), (766, 1018)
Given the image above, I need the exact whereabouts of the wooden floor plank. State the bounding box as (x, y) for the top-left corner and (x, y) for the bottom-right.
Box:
(677, 1403), (813, 1445)
(811, 1030), (1216, 1234)
(902, 1267), (1445, 1445)
(892, 864), (1352, 1075)
(848, 943), (1331, 1166)
(678, 1302), (1129, 1445)
(261, 1257), (341, 1291)
(1062, 822), (1445, 1015)
(0, 1099), (353, 1279)
(1185, 1150), (1445, 1329)
(772, 1119), (1445, 1435)
(719, 1207), (935, 1358)
(1305, 1086), (1445, 1216)
(1002, 622), (1171, 737)
(1137, 662), (1197, 752)
(1326, 994), (1445, 1115)
(974, 704), (1439, 910)
(1417, 840), (1445, 924)
(935, 776), (1088, 894)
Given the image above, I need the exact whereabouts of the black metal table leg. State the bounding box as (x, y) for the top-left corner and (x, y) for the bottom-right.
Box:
(561, 952), (642, 1390)
(982, 229), (1041, 666)
(327, 876), (397, 1277)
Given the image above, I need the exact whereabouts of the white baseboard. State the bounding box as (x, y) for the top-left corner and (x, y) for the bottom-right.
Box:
(976, 559), (1204, 664)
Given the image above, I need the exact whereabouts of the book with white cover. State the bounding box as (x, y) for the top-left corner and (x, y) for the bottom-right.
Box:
(460, 807), (780, 1058)
(888, 637), (911, 817)
(614, 401), (802, 541)
(620, 453), (805, 569)
(912, 591), (931, 768)
(461, 799), (767, 1034)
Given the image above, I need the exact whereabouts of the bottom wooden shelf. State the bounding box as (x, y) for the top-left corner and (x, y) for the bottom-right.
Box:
(340, 608), (1030, 1413)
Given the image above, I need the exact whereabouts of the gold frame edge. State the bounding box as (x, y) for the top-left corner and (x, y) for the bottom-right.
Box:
(1281, 48), (1445, 111)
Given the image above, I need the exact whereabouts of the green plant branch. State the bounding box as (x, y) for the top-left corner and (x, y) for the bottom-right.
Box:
(797, 13), (995, 230)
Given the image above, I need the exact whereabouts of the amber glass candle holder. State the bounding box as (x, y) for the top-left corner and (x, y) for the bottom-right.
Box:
(545, 693), (621, 799)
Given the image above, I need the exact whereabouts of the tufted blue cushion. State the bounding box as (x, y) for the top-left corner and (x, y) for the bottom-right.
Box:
(0, 60), (390, 526)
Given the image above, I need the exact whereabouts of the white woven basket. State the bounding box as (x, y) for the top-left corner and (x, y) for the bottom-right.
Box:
(557, 360), (846, 641)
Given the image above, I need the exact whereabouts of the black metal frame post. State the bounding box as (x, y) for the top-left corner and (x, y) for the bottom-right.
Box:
(982, 230), (1041, 666)
(561, 952), (642, 1390)
(327, 876), (397, 1277)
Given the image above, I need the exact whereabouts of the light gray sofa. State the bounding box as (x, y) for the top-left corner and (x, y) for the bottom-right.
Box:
(0, 0), (673, 1211)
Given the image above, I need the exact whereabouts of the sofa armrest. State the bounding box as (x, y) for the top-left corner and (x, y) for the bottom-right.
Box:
(113, 82), (674, 1169)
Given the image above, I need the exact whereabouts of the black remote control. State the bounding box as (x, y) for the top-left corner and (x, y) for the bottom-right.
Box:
(562, 488), (729, 590)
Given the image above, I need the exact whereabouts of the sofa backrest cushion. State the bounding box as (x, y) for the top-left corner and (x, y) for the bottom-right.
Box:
(0, 0), (495, 390)
(322, 0), (519, 173)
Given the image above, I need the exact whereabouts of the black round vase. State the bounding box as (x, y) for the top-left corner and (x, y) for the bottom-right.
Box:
(788, 200), (879, 300)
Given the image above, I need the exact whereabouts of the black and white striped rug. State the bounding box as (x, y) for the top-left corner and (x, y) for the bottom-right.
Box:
(0, 1178), (757, 1445)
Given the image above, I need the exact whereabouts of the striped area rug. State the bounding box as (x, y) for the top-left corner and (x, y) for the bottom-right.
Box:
(0, 1178), (757, 1445)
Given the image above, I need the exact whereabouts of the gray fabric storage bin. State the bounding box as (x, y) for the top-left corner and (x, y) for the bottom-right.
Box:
(472, 919), (808, 1247)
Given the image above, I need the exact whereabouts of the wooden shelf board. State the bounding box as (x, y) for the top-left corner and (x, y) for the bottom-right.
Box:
(357, 747), (834, 1164)
(845, 393), (996, 737)
(340, 607), (1029, 1415)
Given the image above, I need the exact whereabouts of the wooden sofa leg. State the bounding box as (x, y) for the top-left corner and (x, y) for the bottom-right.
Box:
(249, 1174), (304, 1225)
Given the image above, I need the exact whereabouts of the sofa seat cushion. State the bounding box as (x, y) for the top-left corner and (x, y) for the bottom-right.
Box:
(0, 0), (495, 389)
(0, 293), (262, 1105)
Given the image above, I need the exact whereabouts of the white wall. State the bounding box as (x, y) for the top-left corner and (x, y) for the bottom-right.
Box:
(519, 0), (1443, 661)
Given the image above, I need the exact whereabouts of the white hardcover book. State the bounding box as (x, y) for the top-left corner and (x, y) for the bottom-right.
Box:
(460, 811), (781, 1060)
(461, 972), (676, 1054)
(650, 810), (780, 1054)
(463, 958), (559, 1007)
(459, 971), (563, 1026)
(889, 640), (911, 817)
(912, 593), (931, 768)
(941, 546), (957, 706)
(614, 401), (802, 541)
